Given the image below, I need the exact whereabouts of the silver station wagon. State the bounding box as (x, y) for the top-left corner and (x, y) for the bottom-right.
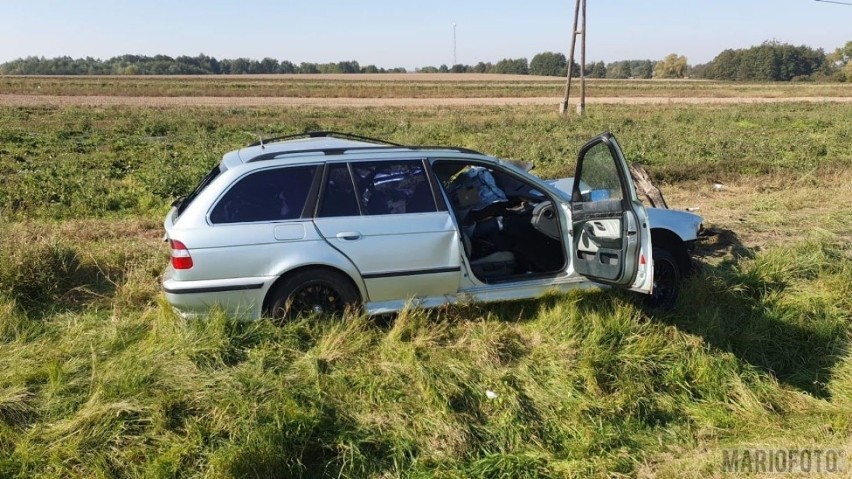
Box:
(163, 131), (702, 319)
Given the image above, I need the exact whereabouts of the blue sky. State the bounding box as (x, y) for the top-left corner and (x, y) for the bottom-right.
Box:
(0, 1), (849, 68)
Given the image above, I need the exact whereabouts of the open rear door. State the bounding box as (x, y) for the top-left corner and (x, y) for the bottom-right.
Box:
(571, 133), (653, 294)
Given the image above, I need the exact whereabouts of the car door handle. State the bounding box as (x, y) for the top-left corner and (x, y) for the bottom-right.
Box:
(336, 232), (362, 241)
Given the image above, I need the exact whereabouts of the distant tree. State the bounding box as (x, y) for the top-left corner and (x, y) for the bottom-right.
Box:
(230, 58), (252, 74)
(255, 57), (279, 74)
(654, 53), (688, 78)
(336, 60), (360, 74)
(833, 40), (852, 61)
(703, 42), (827, 81)
(529, 52), (566, 77)
(689, 63), (710, 79)
(634, 60), (654, 79)
(606, 61), (632, 79)
(827, 41), (852, 81)
(588, 61), (606, 78)
(468, 62), (486, 73)
(704, 49), (736, 80)
(317, 63), (340, 74)
(450, 64), (468, 73)
(279, 60), (296, 74)
(603, 60), (655, 79)
(361, 64), (380, 73)
(299, 62), (319, 74)
(493, 58), (529, 75)
(197, 54), (220, 74)
(438, 64), (449, 73)
(175, 55), (202, 73)
(419, 66), (440, 73)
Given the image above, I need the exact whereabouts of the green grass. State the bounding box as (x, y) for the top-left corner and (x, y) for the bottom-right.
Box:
(1, 101), (850, 477)
(1, 103), (850, 220)
(0, 224), (849, 477)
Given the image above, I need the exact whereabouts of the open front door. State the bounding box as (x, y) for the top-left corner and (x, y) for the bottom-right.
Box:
(571, 133), (653, 294)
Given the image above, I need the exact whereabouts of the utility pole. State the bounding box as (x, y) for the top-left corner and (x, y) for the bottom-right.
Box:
(453, 24), (458, 66)
(559, 0), (587, 116)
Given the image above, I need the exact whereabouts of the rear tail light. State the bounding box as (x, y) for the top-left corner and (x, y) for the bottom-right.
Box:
(169, 239), (194, 270)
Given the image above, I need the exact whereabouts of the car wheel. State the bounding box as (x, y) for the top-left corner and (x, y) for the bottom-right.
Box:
(646, 247), (681, 310)
(267, 269), (360, 321)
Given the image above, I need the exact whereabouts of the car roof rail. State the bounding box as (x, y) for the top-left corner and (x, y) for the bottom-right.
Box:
(246, 130), (404, 148)
(246, 144), (486, 163)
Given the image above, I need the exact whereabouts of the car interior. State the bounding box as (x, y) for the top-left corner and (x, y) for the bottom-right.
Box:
(352, 161), (437, 215)
(432, 161), (567, 283)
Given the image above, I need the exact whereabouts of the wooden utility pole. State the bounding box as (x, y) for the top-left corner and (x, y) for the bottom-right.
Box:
(559, 0), (586, 116)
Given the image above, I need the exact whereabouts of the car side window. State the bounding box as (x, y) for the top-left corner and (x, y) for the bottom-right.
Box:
(318, 164), (360, 217)
(350, 160), (436, 215)
(209, 165), (318, 224)
(576, 143), (624, 203)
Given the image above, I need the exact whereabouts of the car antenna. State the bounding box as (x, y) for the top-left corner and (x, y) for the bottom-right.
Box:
(246, 132), (266, 149)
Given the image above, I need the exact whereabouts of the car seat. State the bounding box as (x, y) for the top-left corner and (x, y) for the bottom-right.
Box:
(461, 225), (516, 280)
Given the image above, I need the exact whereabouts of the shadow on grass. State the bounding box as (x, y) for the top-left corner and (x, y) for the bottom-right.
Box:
(3, 243), (122, 319)
(651, 231), (848, 399)
(217, 399), (399, 478)
(694, 226), (754, 262)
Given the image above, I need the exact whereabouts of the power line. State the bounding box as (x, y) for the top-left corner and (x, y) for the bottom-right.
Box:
(814, 0), (852, 5)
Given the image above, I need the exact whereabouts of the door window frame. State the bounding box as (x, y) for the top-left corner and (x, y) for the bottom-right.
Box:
(428, 156), (571, 283)
(206, 163), (323, 226)
(572, 135), (638, 211)
(313, 158), (446, 218)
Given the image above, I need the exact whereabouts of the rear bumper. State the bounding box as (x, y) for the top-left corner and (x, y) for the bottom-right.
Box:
(162, 275), (276, 320)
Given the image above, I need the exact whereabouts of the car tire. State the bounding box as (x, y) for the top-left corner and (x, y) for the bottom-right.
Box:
(267, 269), (360, 321)
(645, 247), (681, 310)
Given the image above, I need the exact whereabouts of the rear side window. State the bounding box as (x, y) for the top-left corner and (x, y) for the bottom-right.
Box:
(318, 164), (360, 217)
(210, 165), (318, 224)
(350, 160), (436, 215)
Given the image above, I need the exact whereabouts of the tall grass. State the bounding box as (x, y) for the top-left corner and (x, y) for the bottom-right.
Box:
(0, 223), (849, 477)
(1, 101), (850, 476)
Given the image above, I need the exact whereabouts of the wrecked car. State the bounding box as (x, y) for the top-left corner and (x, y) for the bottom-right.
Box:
(163, 131), (702, 319)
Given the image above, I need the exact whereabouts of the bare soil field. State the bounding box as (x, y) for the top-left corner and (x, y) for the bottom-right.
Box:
(3, 93), (852, 107)
(3, 74), (851, 99)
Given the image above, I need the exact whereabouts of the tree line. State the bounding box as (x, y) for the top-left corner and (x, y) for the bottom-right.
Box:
(694, 41), (850, 81)
(420, 54), (682, 80)
(1, 40), (849, 81)
(0, 52), (663, 79)
(0, 55), (406, 75)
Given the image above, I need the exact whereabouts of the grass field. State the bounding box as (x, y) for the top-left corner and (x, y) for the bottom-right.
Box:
(2, 74), (852, 98)
(0, 86), (851, 477)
